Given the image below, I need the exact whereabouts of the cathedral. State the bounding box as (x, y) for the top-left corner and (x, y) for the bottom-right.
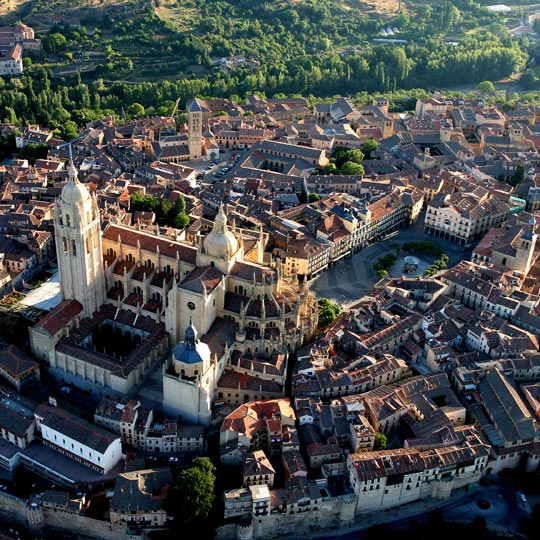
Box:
(30, 156), (318, 426)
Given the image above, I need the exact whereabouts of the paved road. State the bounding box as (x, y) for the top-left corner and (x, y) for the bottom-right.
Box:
(311, 210), (472, 307)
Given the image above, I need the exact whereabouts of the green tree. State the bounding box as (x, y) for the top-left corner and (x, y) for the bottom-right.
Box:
(477, 80), (495, 93)
(174, 212), (190, 229)
(323, 162), (338, 175)
(511, 164), (525, 186)
(318, 298), (341, 327)
(361, 139), (378, 159)
(164, 457), (216, 525)
(374, 432), (388, 450)
(126, 102), (145, 119)
(308, 192), (320, 203)
(61, 120), (80, 141)
(172, 194), (186, 215)
(340, 161), (365, 176)
(332, 147), (364, 168)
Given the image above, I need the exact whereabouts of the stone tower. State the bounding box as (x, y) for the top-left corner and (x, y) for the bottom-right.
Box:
(187, 98), (203, 159)
(54, 157), (105, 316)
(162, 320), (215, 426)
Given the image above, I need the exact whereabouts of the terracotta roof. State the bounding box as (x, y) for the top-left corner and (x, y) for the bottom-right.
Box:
(33, 299), (83, 336)
(103, 224), (197, 264)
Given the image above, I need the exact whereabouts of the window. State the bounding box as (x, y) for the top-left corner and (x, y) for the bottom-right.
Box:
(62, 237), (68, 254)
(72, 240), (77, 256)
(65, 214), (71, 227)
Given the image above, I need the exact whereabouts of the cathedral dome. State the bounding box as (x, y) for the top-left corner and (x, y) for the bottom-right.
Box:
(61, 162), (91, 205)
(204, 204), (238, 260)
(172, 321), (211, 367)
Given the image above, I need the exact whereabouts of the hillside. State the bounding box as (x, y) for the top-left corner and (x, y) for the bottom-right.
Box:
(0, 0), (536, 130)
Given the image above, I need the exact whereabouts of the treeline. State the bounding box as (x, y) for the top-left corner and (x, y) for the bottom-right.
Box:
(0, 33), (527, 130)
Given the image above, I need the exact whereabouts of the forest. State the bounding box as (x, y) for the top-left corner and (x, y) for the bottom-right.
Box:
(0, 0), (539, 129)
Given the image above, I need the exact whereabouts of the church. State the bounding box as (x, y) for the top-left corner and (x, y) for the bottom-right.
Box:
(30, 151), (317, 427)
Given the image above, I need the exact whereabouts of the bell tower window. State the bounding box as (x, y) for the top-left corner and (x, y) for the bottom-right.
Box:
(65, 214), (71, 227)
(62, 237), (68, 254)
(72, 240), (77, 256)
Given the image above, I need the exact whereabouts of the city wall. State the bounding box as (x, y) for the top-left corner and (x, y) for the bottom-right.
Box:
(0, 491), (129, 540)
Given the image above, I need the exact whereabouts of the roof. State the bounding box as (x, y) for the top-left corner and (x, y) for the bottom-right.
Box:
(36, 404), (120, 454)
(479, 368), (540, 442)
(0, 343), (39, 379)
(111, 468), (172, 513)
(33, 299), (83, 336)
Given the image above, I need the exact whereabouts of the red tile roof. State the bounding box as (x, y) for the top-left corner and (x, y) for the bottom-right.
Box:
(33, 299), (83, 336)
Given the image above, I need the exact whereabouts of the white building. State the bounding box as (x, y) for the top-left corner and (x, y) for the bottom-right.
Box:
(35, 404), (122, 474)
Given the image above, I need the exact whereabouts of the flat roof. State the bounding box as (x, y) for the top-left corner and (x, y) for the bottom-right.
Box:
(20, 272), (62, 311)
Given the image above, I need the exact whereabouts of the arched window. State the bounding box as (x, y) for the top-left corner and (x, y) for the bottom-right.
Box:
(72, 240), (77, 256)
(65, 214), (71, 227)
(62, 237), (68, 254)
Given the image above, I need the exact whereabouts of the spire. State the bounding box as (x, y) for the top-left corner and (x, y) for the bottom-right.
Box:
(214, 203), (227, 234)
(184, 317), (197, 350)
(67, 143), (79, 184)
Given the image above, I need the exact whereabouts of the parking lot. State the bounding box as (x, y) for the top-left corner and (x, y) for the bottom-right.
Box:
(185, 149), (244, 186)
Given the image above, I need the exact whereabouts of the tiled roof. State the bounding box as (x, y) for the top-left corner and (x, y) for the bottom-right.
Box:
(33, 299), (83, 336)
(180, 265), (224, 294)
(103, 224), (197, 264)
(0, 343), (39, 378)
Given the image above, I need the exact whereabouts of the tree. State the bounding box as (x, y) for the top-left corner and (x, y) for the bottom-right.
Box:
(477, 80), (495, 93)
(164, 457), (216, 525)
(308, 192), (320, 203)
(61, 120), (79, 141)
(323, 162), (338, 175)
(174, 212), (190, 229)
(511, 164), (525, 186)
(340, 161), (364, 176)
(374, 432), (387, 450)
(361, 139), (378, 159)
(318, 298), (341, 327)
(126, 102), (145, 119)
(332, 147), (364, 168)
(173, 194), (186, 215)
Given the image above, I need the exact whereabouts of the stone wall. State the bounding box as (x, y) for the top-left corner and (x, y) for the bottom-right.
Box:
(217, 496), (354, 540)
(43, 508), (129, 540)
(0, 492), (132, 540)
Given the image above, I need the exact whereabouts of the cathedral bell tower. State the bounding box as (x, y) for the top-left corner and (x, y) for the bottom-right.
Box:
(54, 156), (105, 316)
(187, 98), (203, 160)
